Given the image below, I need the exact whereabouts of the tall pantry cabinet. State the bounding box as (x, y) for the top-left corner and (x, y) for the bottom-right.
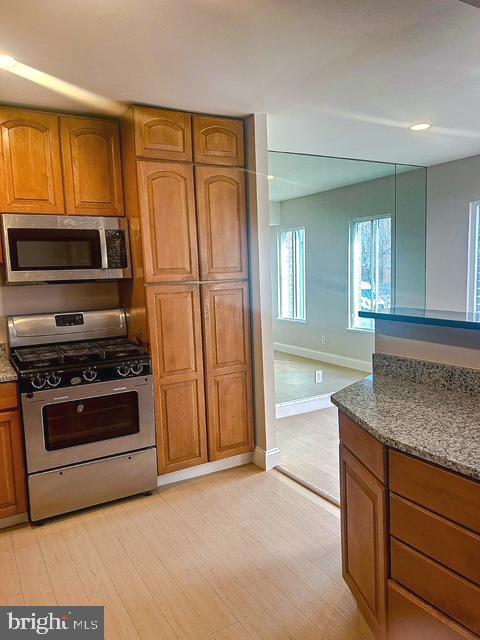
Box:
(121, 106), (254, 474)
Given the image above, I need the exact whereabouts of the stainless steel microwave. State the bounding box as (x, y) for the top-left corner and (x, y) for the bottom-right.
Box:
(1, 214), (131, 283)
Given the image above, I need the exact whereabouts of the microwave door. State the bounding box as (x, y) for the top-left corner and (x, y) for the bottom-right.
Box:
(4, 227), (106, 282)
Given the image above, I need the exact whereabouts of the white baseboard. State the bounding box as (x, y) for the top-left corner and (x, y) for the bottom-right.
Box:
(157, 452), (253, 486)
(274, 342), (372, 373)
(276, 394), (333, 418)
(253, 446), (282, 470)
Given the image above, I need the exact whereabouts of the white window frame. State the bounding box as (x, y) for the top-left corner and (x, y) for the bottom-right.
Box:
(277, 227), (306, 322)
(348, 214), (392, 332)
(467, 200), (480, 314)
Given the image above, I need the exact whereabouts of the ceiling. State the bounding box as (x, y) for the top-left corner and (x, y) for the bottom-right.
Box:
(0, 0), (479, 166)
(268, 152), (419, 201)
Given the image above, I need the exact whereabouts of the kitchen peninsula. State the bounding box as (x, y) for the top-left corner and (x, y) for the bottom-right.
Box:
(332, 308), (480, 640)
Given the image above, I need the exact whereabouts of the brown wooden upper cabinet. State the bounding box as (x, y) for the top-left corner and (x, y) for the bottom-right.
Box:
(132, 106), (192, 162)
(0, 108), (64, 213)
(60, 116), (124, 216)
(137, 161), (199, 283)
(193, 116), (244, 166)
(146, 283), (208, 474)
(195, 166), (248, 281)
(201, 281), (254, 460)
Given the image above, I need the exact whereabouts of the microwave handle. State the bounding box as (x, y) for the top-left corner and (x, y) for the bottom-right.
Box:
(99, 230), (109, 269)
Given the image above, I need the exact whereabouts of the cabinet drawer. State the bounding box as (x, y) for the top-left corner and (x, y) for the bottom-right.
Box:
(388, 581), (477, 640)
(391, 538), (480, 636)
(390, 450), (480, 534)
(391, 493), (480, 585)
(0, 382), (18, 411)
(339, 412), (386, 482)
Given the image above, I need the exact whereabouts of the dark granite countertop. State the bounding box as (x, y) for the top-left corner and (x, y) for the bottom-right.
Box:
(0, 344), (17, 383)
(332, 355), (480, 480)
(359, 306), (480, 330)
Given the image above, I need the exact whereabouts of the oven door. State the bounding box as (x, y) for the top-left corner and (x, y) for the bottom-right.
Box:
(21, 376), (155, 474)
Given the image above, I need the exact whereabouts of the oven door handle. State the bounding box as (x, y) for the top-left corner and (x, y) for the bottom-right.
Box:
(53, 395), (70, 401)
(112, 386), (127, 392)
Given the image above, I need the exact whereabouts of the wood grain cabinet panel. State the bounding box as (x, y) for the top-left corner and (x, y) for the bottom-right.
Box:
(137, 161), (199, 283)
(340, 444), (387, 638)
(0, 409), (27, 519)
(0, 108), (64, 213)
(390, 450), (480, 535)
(390, 493), (480, 585)
(390, 538), (480, 636)
(195, 166), (248, 281)
(193, 116), (244, 166)
(388, 581), (477, 640)
(339, 411), (386, 482)
(133, 107), (192, 161)
(146, 284), (207, 473)
(201, 281), (254, 460)
(60, 116), (124, 215)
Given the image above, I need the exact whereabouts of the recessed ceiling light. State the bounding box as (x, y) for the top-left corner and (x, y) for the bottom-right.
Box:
(0, 55), (17, 69)
(267, 174), (274, 180)
(409, 123), (431, 131)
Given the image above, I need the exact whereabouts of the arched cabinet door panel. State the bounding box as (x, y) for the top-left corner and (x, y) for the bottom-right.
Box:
(133, 107), (192, 162)
(195, 166), (248, 281)
(137, 161), (199, 282)
(0, 108), (64, 213)
(193, 116), (244, 166)
(60, 116), (124, 215)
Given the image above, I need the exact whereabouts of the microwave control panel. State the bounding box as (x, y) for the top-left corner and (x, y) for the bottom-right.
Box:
(105, 230), (128, 269)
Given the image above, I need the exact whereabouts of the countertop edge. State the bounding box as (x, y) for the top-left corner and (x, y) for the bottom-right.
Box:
(331, 394), (480, 481)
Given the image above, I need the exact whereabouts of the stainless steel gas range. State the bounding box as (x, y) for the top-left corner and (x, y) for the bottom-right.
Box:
(8, 308), (157, 523)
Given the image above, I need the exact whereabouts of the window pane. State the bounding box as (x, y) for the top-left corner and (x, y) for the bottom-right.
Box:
(351, 216), (391, 330)
(278, 228), (305, 320)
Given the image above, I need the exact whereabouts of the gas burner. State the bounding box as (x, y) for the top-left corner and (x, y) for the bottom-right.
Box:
(14, 346), (64, 368)
(101, 338), (146, 359)
(58, 341), (105, 363)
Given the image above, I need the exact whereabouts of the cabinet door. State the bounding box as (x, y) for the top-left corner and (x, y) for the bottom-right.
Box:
(193, 116), (244, 166)
(0, 410), (27, 519)
(195, 166), (248, 281)
(0, 108), (64, 213)
(60, 116), (124, 215)
(133, 107), (192, 162)
(340, 444), (387, 638)
(146, 284), (208, 474)
(137, 161), (199, 282)
(201, 281), (254, 460)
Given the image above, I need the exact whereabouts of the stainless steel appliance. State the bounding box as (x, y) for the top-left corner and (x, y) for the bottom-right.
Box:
(1, 214), (131, 283)
(9, 308), (156, 522)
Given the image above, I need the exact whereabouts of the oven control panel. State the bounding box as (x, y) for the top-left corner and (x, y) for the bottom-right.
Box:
(20, 358), (151, 394)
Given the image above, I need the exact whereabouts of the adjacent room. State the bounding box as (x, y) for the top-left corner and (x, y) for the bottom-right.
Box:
(269, 152), (426, 500)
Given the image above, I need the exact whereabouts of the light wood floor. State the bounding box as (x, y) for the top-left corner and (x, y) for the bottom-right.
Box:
(274, 352), (365, 404)
(0, 465), (372, 640)
(277, 407), (340, 502)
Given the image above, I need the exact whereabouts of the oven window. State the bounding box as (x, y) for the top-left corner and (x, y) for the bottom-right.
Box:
(8, 228), (102, 271)
(43, 392), (140, 451)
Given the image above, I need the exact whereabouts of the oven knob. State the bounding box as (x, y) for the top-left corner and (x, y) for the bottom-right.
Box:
(116, 363), (131, 377)
(46, 372), (62, 387)
(82, 368), (98, 383)
(130, 362), (144, 376)
(31, 374), (46, 390)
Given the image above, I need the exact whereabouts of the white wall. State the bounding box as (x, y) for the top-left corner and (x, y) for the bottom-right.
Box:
(426, 154), (480, 312)
(271, 177), (398, 367)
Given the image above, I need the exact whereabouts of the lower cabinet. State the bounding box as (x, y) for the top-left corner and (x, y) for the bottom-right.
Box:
(146, 284), (208, 474)
(201, 281), (254, 460)
(339, 442), (388, 637)
(388, 581), (477, 640)
(0, 407), (27, 519)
